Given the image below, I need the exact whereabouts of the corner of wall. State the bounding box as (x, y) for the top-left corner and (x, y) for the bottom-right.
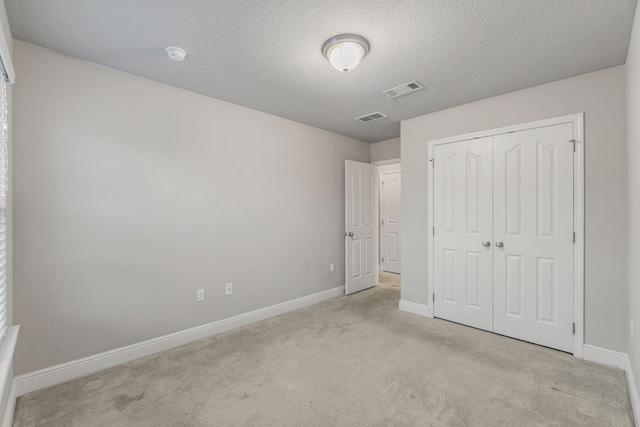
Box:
(626, 1), (640, 421)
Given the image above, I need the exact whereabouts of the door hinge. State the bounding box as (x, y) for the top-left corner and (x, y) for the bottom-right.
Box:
(573, 323), (576, 334)
(432, 227), (435, 236)
(569, 139), (576, 152)
(430, 158), (434, 168)
(573, 232), (576, 243)
(382, 257), (384, 263)
(433, 293), (435, 302)
(381, 182), (385, 188)
(382, 219), (384, 225)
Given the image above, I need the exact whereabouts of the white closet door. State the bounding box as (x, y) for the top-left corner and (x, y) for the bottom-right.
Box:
(492, 124), (574, 352)
(381, 171), (401, 273)
(433, 137), (493, 331)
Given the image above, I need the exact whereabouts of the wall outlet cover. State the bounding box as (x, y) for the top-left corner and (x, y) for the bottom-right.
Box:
(225, 283), (233, 296)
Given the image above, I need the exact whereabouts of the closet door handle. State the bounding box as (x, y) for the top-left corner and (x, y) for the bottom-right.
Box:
(495, 241), (504, 248)
(482, 240), (491, 247)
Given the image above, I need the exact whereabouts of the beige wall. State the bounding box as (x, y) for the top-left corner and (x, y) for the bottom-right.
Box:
(626, 2), (640, 401)
(401, 66), (628, 352)
(12, 41), (369, 374)
(370, 137), (400, 162)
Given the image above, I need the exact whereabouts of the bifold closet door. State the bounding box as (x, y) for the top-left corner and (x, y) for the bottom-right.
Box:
(492, 124), (574, 353)
(433, 137), (493, 332)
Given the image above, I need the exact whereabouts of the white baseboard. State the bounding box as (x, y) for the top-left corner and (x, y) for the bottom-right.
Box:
(624, 355), (640, 427)
(398, 300), (433, 318)
(583, 344), (639, 426)
(15, 285), (345, 397)
(583, 344), (627, 369)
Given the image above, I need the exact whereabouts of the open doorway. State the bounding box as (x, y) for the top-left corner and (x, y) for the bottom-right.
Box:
(378, 271), (401, 289)
(344, 159), (401, 294)
(374, 160), (401, 288)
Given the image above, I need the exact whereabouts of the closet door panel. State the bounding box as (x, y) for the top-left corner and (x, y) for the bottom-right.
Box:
(433, 137), (493, 331)
(493, 123), (574, 353)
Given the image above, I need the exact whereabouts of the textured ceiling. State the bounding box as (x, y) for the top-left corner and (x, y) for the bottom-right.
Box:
(5, 0), (638, 143)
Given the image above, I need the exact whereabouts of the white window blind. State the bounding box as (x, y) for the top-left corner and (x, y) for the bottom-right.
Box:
(0, 77), (8, 337)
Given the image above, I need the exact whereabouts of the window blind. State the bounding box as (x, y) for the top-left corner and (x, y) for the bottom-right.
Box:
(0, 7), (13, 342)
(0, 78), (8, 337)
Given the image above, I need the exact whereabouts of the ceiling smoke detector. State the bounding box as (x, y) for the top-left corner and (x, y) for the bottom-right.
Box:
(166, 46), (187, 61)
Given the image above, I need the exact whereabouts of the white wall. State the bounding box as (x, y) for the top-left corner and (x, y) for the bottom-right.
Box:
(402, 66), (628, 352)
(370, 137), (400, 162)
(626, 2), (640, 400)
(12, 41), (370, 375)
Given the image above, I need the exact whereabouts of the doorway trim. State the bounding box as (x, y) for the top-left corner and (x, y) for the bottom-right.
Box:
(372, 158), (401, 166)
(427, 113), (584, 357)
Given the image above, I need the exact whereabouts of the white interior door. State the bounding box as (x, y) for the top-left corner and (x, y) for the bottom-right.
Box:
(381, 170), (401, 274)
(433, 137), (494, 331)
(492, 124), (575, 352)
(345, 160), (378, 295)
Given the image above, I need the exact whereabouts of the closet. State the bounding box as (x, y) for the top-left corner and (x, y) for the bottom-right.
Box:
(429, 116), (582, 353)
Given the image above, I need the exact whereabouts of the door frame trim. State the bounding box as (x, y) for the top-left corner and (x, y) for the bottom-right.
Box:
(372, 158), (401, 166)
(426, 113), (585, 357)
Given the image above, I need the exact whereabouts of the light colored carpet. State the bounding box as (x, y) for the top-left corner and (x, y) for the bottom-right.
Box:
(14, 280), (634, 426)
(378, 271), (400, 288)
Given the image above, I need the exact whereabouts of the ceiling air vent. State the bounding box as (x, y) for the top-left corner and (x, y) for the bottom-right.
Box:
(383, 80), (425, 99)
(355, 112), (387, 123)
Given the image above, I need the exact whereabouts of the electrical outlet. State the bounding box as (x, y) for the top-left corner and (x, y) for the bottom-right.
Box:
(226, 282), (233, 296)
(196, 289), (205, 302)
(631, 320), (635, 338)
(330, 263), (335, 272)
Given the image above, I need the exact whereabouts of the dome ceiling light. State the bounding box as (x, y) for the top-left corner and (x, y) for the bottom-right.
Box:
(322, 34), (370, 74)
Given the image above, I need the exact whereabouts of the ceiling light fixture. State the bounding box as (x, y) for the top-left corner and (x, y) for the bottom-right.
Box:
(322, 34), (370, 74)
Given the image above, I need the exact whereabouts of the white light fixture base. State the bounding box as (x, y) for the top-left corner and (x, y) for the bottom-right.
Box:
(322, 34), (370, 74)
